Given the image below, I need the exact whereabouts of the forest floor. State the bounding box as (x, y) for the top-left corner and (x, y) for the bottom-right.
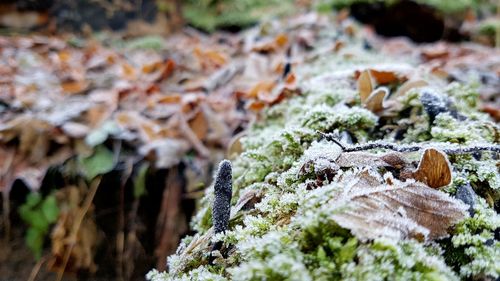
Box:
(0, 4), (499, 281)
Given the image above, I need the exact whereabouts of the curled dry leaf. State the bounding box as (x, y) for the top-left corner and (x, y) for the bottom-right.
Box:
(329, 169), (468, 242)
(247, 81), (275, 99)
(364, 87), (388, 113)
(230, 189), (263, 218)
(395, 79), (429, 97)
(357, 71), (393, 114)
(251, 34), (288, 53)
(61, 80), (89, 95)
(368, 69), (399, 84)
(407, 148), (452, 189)
(357, 70), (373, 102)
(188, 110), (208, 141)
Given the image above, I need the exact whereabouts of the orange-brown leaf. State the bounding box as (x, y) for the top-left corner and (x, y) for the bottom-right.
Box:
(61, 80), (88, 95)
(395, 79), (428, 97)
(363, 88), (387, 113)
(188, 110), (208, 140)
(411, 148), (452, 189)
(247, 81), (275, 99)
(369, 69), (398, 84)
(357, 70), (373, 102)
(275, 34), (288, 47)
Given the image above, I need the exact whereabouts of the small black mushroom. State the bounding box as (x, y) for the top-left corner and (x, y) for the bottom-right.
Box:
(210, 160), (233, 263)
(212, 160), (232, 235)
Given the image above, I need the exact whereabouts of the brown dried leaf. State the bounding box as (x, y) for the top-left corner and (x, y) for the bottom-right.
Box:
(363, 88), (388, 113)
(337, 151), (408, 169)
(61, 80), (89, 95)
(188, 110), (208, 141)
(330, 170), (467, 241)
(247, 81), (275, 99)
(357, 70), (373, 102)
(395, 79), (429, 97)
(369, 69), (398, 84)
(246, 100), (266, 112)
(410, 148), (452, 189)
(230, 189), (263, 218)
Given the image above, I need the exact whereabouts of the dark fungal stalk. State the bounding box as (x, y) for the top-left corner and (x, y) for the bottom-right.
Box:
(210, 159), (232, 262)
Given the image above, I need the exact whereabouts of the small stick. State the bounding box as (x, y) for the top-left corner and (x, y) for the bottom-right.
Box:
(27, 256), (47, 281)
(57, 177), (102, 281)
(340, 141), (500, 154)
(318, 131), (500, 154)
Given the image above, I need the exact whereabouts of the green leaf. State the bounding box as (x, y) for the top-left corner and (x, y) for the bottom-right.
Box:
(26, 227), (44, 260)
(79, 145), (115, 180)
(133, 162), (149, 198)
(24, 192), (42, 208)
(18, 192), (60, 260)
(28, 211), (49, 232)
(19, 193), (48, 232)
(41, 195), (59, 223)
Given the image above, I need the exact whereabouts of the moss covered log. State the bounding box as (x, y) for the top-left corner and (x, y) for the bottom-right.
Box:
(148, 13), (500, 281)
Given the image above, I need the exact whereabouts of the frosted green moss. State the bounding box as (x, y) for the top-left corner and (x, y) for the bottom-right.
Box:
(148, 15), (499, 281)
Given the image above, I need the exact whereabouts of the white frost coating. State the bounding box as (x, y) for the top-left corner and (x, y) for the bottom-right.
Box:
(302, 140), (343, 163)
(230, 254), (312, 281)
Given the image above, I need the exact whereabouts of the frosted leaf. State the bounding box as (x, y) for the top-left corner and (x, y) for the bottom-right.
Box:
(336, 151), (407, 168)
(230, 189), (263, 218)
(406, 148), (452, 189)
(357, 70), (373, 102)
(301, 140), (343, 163)
(329, 170), (468, 242)
(395, 79), (429, 97)
(364, 87), (388, 113)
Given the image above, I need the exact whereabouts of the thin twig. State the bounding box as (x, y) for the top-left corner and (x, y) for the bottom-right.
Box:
(318, 131), (500, 154)
(27, 256), (47, 281)
(56, 177), (102, 281)
(2, 191), (10, 242)
(117, 158), (132, 281)
(340, 140), (499, 154)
